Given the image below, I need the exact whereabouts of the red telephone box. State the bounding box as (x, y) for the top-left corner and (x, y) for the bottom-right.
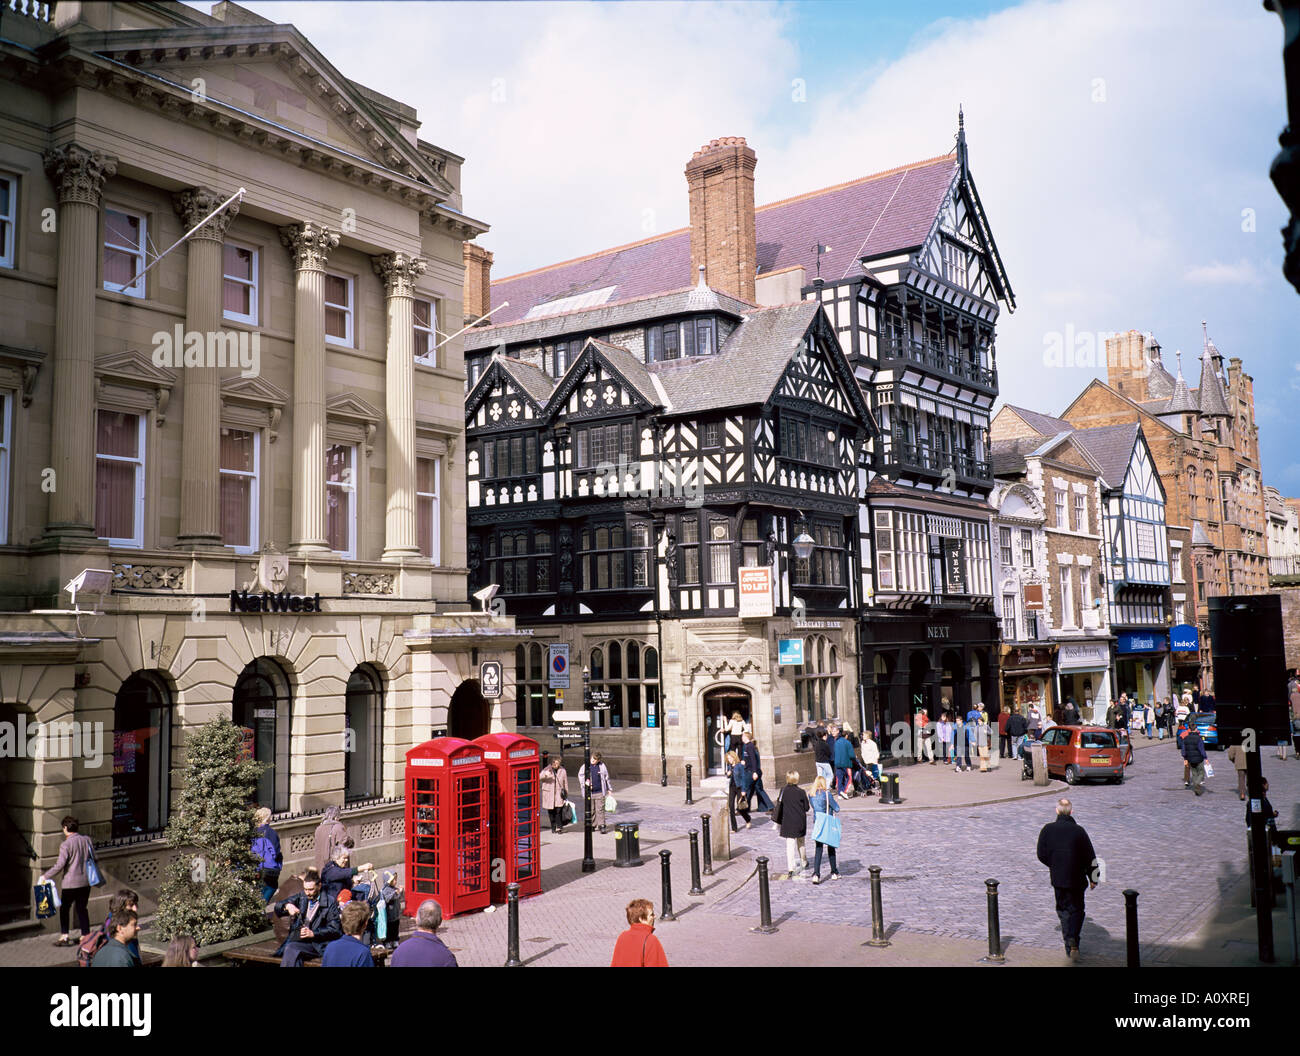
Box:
(403, 737), (490, 919)
(473, 733), (542, 902)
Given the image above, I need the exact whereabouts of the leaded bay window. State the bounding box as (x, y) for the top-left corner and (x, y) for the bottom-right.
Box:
(589, 641), (659, 729)
(708, 518), (732, 584)
(680, 514), (701, 584)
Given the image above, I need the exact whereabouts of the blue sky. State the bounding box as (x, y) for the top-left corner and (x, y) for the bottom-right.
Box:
(212, 1), (1299, 490)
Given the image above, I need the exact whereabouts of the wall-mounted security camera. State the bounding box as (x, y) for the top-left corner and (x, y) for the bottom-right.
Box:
(473, 583), (500, 613)
(64, 568), (113, 613)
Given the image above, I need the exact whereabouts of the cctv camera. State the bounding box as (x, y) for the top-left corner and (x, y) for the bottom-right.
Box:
(473, 583), (500, 612)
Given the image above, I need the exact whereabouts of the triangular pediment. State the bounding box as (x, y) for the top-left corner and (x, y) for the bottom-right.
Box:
(221, 374), (288, 407)
(95, 348), (177, 388)
(325, 391), (382, 423)
(89, 26), (453, 196)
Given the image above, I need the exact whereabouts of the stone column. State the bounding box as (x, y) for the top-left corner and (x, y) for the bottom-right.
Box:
(373, 252), (426, 562)
(42, 144), (117, 539)
(174, 187), (239, 548)
(279, 222), (339, 554)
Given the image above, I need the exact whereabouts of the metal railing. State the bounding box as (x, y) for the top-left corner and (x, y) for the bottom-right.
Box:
(1269, 555), (1300, 577)
(882, 336), (996, 390)
(887, 441), (992, 481)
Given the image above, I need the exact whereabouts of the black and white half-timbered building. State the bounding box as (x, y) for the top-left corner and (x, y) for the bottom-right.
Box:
(469, 121), (1012, 775)
(464, 285), (877, 780)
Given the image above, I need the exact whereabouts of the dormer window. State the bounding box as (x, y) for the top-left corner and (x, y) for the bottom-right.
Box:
(646, 317), (716, 363)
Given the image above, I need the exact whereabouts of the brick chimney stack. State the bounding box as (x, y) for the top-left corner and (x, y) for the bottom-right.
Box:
(463, 242), (493, 325)
(1105, 330), (1153, 402)
(685, 137), (757, 304)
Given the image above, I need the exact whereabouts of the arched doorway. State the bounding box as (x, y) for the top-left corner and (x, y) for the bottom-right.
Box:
(449, 679), (489, 741)
(232, 658), (292, 813)
(112, 671), (173, 838)
(940, 649), (966, 717)
(702, 686), (751, 775)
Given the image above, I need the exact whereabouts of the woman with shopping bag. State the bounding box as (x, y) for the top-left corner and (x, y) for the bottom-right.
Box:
(540, 755), (570, 833)
(579, 751), (614, 834)
(808, 776), (842, 884)
(39, 815), (97, 947)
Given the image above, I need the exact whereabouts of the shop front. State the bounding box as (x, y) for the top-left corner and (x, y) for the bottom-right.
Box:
(1169, 623), (1202, 697)
(1114, 630), (1170, 709)
(1056, 640), (1113, 725)
(1000, 645), (1055, 723)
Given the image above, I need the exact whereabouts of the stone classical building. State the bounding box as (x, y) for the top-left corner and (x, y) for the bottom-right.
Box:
(0, 0), (520, 927)
(1265, 485), (1300, 576)
(1055, 326), (1269, 691)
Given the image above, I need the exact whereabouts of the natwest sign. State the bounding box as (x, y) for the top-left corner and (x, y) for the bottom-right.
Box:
(230, 590), (322, 613)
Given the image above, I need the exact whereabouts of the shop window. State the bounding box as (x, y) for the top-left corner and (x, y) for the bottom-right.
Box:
(588, 640), (658, 729)
(344, 665), (383, 802)
(111, 672), (173, 839)
(232, 658), (292, 814)
(514, 643), (555, 728)
(792, 633), (841, 724)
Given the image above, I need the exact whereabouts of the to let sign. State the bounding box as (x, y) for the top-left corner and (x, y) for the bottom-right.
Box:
(738, 567), (774, 618)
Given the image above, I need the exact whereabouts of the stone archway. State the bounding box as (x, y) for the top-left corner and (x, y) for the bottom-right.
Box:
(449, 678), (489, 741)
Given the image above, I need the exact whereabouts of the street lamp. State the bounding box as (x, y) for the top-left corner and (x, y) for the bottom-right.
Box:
(580, 665), (594, 873)
(792, 514), (815, 562)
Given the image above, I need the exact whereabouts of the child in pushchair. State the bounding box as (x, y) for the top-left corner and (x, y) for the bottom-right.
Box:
(1019, 733), (1037, 780)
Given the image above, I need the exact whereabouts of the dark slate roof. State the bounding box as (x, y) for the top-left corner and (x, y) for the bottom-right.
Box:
(1000, 405), (1073, 437)
(1068, 423), (1139, 488)
(463, 286), (753, 352)
(585, 340), (663, 408)
(1163, 352), (1198, 415)
(487, 155), (958, 325)
(1196, 343), (1230, 417)
(991, 437), (1040, 475)
(649, 302), (821, 415)
(497, 357), (555, 406)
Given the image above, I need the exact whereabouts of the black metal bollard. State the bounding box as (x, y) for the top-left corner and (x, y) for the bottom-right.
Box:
(688, 830), (705, 895)
(866, 865), (890, 947)
(983, 879), (1005, 963)
(659, 849), (676, 921)
(685, 763), (694, 805)
(700, 812), (714, 876)
(753, 856), (778, 934)
(504, 882), (522, 967)
(1123, 888), (1140, 968)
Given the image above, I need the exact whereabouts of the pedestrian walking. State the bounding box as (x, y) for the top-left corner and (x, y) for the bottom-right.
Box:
(90, 908), (141, 968)
(1226, 742), (1249, 801)
(938, 713), (955, 764)
(1153, 698), (1165, 739)
(1006, 707), (1028, 761)
(997, 707), (1011, 758)
(252, 806), (282, 902)
(270, 868), (341, 967)
(1105, 699), (1116, 729)
(610, 898), (669, 967)
(313, 805), (348, 872)
(834, 725), (858, 794)
(723, 711), (750, 765)
(579, 751), (614, 833)
(1035, 798), (1098, 961)
(39, 815), (94, 948)
(773, 771), (811, 880)
(914, 708), (934, 764)
(813, 725), (834, 787)
(540, 755), (570, 832)
(390, 899), (458, 967)
(726, 751), (752, 831)
(976, 712), (992, 771)
(321, 901), (375, 967)
(1182, 725), (1209, 796)
(740, 731), (774, 811)
(1027, 701), (1043, 738)
(808, 776), (842, 884)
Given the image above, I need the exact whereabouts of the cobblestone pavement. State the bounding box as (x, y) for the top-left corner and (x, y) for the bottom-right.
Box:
(603, 742), (1300, 962)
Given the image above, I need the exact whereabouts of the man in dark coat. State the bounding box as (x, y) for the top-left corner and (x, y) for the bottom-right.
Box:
(1181, 727), (1208, 796)
(1036, 798), (1098, 961)
(741, 731), (774, 811)
(271, 868), (341, 967)
(1062, 698), (1080, 726)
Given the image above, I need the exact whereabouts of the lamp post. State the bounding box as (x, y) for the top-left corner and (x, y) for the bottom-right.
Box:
(581, 665), (594, 873)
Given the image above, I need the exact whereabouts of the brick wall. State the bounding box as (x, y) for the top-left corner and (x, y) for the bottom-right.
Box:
(1279, 582), (1300, 671)
(685, 137), (758, 303)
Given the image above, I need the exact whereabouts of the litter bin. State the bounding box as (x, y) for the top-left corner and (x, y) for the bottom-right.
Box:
(881, 772), (900, 804)
(613, 821), (643, 867)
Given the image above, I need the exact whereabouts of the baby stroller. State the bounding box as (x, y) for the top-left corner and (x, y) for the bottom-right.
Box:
(1019, 735), (1036, 781)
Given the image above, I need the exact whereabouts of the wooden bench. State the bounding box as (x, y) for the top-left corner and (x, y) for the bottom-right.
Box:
(222, 936), (390, 966)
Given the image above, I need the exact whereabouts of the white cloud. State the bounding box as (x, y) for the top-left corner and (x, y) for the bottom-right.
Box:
(1183, 260), (1262, 284)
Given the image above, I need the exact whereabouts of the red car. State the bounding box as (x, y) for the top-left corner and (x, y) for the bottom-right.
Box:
(1039, 725), (1126, 785)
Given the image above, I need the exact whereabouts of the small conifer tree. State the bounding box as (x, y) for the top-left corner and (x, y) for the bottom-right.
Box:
(154, 718), (269, 945)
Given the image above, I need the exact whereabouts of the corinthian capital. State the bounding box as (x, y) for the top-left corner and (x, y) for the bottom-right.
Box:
(278, 221), (340, 272)
(43, 144), (118, 207)
(372, 252), (427, 298)
(174, 187), (240, 242)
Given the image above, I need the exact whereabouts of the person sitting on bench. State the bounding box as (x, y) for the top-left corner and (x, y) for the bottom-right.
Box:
(270, 868), (341, 967)
(321, 901), (375, 967)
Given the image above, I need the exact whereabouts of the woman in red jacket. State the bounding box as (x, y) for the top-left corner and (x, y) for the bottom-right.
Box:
(610, 898), (669, 967)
